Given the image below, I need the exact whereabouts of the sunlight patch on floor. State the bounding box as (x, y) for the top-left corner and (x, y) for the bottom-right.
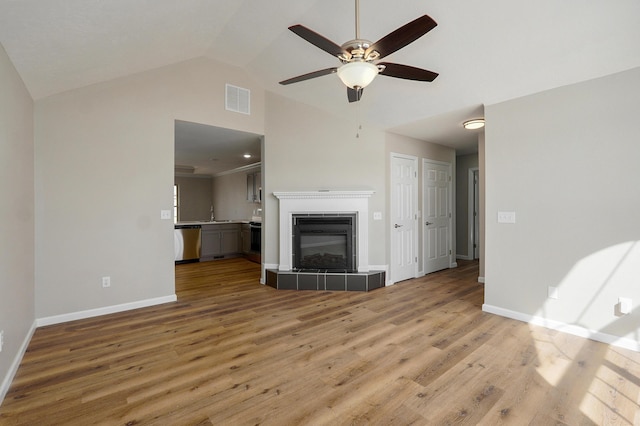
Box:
(579, 357), (640, 425)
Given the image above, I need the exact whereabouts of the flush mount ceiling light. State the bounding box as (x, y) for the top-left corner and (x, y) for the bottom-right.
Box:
(243, 154), (252, 159)
(463, 118), (485, 130)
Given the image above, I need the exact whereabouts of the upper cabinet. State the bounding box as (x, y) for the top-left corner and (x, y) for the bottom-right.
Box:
(247, 171), (262, 203)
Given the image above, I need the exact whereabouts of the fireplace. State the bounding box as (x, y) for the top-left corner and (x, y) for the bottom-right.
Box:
(268, 190), (385, 292)
(292, 215), (356, 272)
(273, 190), (374, 272)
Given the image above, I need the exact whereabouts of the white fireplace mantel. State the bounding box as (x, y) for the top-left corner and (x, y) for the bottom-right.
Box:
(273, 190), (375, 200)
(274, 190), (374, 272)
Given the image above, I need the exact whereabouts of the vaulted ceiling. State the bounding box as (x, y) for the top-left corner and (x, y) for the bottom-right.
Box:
(1, 0), (638, 154)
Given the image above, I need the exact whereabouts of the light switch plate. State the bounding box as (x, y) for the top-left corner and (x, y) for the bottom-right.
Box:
(497, 211), (516, 223)
(373, 212), (382, 220)
(160, 210), (172, 220)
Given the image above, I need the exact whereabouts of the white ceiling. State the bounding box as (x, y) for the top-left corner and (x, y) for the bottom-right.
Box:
(174, 120), (261, 177)
(1, 0), (639, 156)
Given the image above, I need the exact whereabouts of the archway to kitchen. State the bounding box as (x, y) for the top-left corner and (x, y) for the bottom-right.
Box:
(174, 119), (264, 282)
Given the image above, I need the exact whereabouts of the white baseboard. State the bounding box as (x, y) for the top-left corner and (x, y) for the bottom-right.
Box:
(482, 304), (640, 353)
(368, 264), (388, 272)
(2, 295), (176, 405)
(478, 276), (485, 283)
(36, 295), (177, 327)
(1, 320), (37, 406)
(456, 254), (473, 260)
(450, 262), (458, 268)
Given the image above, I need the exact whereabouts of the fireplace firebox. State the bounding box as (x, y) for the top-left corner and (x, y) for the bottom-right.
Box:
(292, 215), (356, 272)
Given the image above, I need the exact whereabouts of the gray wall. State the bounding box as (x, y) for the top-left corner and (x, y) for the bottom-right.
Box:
(174, 176), (213, 222)
(455, 153), (479, 258)
(0, 43), (35, 400)
(212, 166), (261, 222)
(484, 67), (640, 346)
(263, 92), (387, 268)
(34, 57), (265, 319)
(478, 134), (486, 280)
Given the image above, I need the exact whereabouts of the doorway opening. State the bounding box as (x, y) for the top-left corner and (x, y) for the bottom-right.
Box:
(173, 120), (264, 285)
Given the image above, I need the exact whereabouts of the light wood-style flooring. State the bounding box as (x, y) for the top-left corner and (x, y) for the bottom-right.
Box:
(1, 258), (639, 425)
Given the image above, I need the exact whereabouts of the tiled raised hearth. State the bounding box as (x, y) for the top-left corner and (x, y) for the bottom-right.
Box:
(266, 269), (385, 292)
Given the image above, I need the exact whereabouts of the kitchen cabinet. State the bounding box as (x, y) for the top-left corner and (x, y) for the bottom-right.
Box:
(247, 171), (261, 203)
(200, 224), (241, 261)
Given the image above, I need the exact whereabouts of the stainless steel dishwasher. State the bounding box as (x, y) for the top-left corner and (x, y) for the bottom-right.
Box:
(174, 225), (201, 262)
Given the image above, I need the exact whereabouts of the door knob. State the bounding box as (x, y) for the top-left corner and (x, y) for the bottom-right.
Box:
(425, 221), (433, 226)
(394, 224), (403, 228)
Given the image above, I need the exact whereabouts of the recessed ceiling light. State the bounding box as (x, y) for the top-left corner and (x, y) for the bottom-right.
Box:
(243, 154), (252, 159)
(463, 118), (485, 130)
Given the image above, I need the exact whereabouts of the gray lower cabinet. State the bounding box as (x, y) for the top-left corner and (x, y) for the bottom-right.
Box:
(200, 224), (241, 261)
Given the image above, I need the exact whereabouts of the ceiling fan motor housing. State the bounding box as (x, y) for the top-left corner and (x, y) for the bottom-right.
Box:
(339, 39), (380, 63)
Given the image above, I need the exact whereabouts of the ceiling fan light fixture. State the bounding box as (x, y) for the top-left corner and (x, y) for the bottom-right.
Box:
(463, 118), (485, 130)
(337, 61), (379, 89)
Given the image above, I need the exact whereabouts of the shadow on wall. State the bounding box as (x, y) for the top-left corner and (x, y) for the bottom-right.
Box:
(525, 241), (640, 423)
(535, 241), (640, 350)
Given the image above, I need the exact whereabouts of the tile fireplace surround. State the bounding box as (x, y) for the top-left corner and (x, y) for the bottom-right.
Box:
(269, 190), (385, 292)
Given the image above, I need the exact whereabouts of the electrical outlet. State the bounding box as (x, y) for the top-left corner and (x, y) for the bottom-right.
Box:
(548, 286), (559, 299)
(0, 330), (4, 352)
(160, 210), (172, 220)
(102, 276), (111, 288)
(619, 297), (632, 314)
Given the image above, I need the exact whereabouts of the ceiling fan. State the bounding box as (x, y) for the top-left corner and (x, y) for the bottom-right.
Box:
(279, 0), (439, 103)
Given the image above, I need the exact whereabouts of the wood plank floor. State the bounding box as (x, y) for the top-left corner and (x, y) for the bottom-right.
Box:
(1, 258), (639, 425)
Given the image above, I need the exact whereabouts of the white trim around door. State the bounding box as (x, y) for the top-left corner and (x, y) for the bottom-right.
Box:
(468, 167), (479, 260)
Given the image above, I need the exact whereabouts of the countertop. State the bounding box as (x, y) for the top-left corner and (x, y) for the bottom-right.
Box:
(175, 220), (249, 227)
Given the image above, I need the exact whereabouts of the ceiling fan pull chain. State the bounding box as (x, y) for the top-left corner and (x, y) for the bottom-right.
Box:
(356, 100), (362, 138)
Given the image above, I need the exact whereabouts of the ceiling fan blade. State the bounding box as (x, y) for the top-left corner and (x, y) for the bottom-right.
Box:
(347, 87), (363, 103)
(366, 15), (437, 59)
(289, 25), (347, 57)
(279, 67), (338, 85)
(378, 62), (439, 82)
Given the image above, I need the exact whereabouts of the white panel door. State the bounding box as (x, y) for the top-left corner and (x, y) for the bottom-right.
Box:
(423, 160), (452, 274)
(391, 154), (418, 283)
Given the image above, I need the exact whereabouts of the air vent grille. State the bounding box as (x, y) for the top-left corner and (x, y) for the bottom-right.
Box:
(225, 84), (250, 115)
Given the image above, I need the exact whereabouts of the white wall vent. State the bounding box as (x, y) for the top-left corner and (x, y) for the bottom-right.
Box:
(225, 84), (250, 115)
